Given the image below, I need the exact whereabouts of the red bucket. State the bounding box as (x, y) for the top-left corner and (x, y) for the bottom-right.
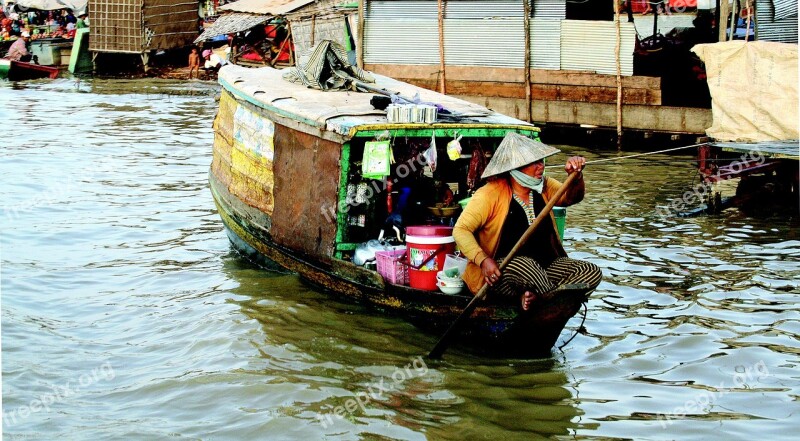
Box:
(406, 226), (456, 291)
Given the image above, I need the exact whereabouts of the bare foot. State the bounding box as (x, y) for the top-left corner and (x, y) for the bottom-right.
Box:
(521, 291), (537, 311)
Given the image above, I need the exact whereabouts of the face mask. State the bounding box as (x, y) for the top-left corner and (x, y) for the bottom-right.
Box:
(510, 169), (544, 194)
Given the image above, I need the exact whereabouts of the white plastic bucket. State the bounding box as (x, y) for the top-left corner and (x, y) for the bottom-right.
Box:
(443, 254), (468, 277)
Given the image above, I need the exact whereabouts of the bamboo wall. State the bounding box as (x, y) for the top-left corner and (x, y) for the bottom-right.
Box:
(91, 0), (199, 53)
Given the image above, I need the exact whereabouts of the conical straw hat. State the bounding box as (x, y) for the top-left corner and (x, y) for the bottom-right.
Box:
(481, 132), (561, 179)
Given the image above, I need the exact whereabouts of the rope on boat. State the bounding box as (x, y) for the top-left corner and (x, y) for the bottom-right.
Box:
(558, 302), (588, 351)
(546, 142), (705, 169)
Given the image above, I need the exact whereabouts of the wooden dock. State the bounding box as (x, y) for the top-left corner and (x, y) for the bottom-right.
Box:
(365, 64), (712, 135)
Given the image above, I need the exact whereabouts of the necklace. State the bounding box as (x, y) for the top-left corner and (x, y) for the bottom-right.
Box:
(511, 190), (536, 225)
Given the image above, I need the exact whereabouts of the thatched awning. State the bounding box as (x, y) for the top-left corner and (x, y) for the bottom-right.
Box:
(219, 0), (314, 15)
(194, 13), (272, 44)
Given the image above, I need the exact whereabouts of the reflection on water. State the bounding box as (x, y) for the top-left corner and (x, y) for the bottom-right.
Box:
(1, 78), (798, 440)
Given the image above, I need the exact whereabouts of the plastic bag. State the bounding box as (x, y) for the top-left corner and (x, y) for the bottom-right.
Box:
(446, 134), (463, 161)
(362, 140), (392, 179)
(422, 134), (437, 174)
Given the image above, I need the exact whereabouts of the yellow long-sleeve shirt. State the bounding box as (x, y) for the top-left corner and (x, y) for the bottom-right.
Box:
(453, 174), (584, 294)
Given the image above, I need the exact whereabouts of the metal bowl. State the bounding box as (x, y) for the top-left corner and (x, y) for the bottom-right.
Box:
(428, 205), (460, 217)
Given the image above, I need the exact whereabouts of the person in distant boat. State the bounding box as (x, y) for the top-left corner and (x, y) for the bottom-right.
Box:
(453, 133), (602, 311)
(6, 30), (32, 62)
(76, 14), (89, 29)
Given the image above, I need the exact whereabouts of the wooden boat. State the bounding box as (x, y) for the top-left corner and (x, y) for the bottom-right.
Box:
(210, 64), (590, 357)
(0, 59), (60, 81)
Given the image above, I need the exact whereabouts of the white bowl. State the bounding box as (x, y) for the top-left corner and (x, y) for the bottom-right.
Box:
(437, 284), (463, 295)
(436, 271), (462, 284)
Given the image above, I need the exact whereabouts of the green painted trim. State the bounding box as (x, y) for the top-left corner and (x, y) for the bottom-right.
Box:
(336, 243), (359, 251)
(334, 141), (352, 255)
(218, 77), (323, 130)
(68, 28), (91, 74)
(352, 127), (539, 138)
(342, 11), (353, 51)
(0, 59), (10, 80)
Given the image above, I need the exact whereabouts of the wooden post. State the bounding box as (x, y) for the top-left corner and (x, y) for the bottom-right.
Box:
(271, 25), (292, 67)
(310, 14), (316, 47)
(614, 0), (623, 149)
(744, 0), (752, 42)
(730, 0), (739, 41)
(357, 0), (365, 69)
(437, 0), (447, 94)
(718, 0), (729, 41)
(524, 0), (532, 123)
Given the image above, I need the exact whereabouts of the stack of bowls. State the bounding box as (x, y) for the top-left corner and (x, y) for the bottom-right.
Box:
(436, 271), (464, 294)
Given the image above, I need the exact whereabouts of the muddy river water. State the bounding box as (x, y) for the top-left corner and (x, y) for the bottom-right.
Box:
(2, 78), (798, 440)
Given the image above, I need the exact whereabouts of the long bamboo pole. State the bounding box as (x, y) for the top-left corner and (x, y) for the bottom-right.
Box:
(437, 0), (447, 94)
(357, 0), (365, 69)
(614, 0), (623, 150)
(744, 0), (752, 42)
(718, 0), (730, 41)
(524, 0), (532, 123)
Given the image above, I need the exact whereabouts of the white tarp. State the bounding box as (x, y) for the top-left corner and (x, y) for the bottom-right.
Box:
(693, 41), (799, 142)
(11, 0), (88, 15)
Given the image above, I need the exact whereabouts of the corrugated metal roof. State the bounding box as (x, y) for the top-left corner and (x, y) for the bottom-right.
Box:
(531, 18), (560, 69)
(195, 13), (271, 43)
(772, 0), (798, 21)
(220, 0), (315, 15)
(366, 0), (439, 19)
(715, 140), (800, 159)
(366, 0), (529, 19)
(444, 18), (526, 67)
(445, 1), (526, 18)
(756, 0), (799, 43)
(560, 20), (636, 76)
(532, 0), (566, 20)
(364, 19), (440, 64)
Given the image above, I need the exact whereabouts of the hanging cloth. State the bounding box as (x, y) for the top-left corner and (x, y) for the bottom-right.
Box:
(282, 40), (375, 91)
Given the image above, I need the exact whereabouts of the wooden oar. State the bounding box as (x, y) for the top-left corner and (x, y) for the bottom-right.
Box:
(427, 171), (581, 359)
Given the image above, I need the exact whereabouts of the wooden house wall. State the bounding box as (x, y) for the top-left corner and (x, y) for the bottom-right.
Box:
(360, 0), (717, 133)
(90, 0), (199, 53)
(362, 63), (714, 133)
(290, 17), (348, 58)
(90, 0), (144, 53)
(270, 124), (341, 261)
(143, 0), (199, 51)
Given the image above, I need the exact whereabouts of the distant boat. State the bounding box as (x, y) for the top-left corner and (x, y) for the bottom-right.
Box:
(0, 59), (59, 81)
(209, 63), (590, 357)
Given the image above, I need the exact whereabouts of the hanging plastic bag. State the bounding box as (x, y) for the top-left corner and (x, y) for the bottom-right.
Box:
(362, 140), (392, 179)
(446, 133), (463, 161)
(422, 133), (437, 174)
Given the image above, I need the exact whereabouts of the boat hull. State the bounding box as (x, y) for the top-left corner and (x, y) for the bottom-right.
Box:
(210, 171), (588, 357)
(209, 65), (590, 357)
(0, 59), (60, 81)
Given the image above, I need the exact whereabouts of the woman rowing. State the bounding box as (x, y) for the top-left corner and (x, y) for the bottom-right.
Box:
(453, 132), (602, 311)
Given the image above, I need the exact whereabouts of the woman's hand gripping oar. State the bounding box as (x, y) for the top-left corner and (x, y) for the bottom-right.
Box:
(427, 171), (582, 360)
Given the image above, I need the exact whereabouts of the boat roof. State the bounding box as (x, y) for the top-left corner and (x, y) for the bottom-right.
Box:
(217, 64), (535, 138)
(712, 140), (800, 160)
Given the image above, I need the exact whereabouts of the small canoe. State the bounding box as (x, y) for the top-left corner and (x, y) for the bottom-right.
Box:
(0, 59), (60, 81)
(210, 64), (591, 357)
